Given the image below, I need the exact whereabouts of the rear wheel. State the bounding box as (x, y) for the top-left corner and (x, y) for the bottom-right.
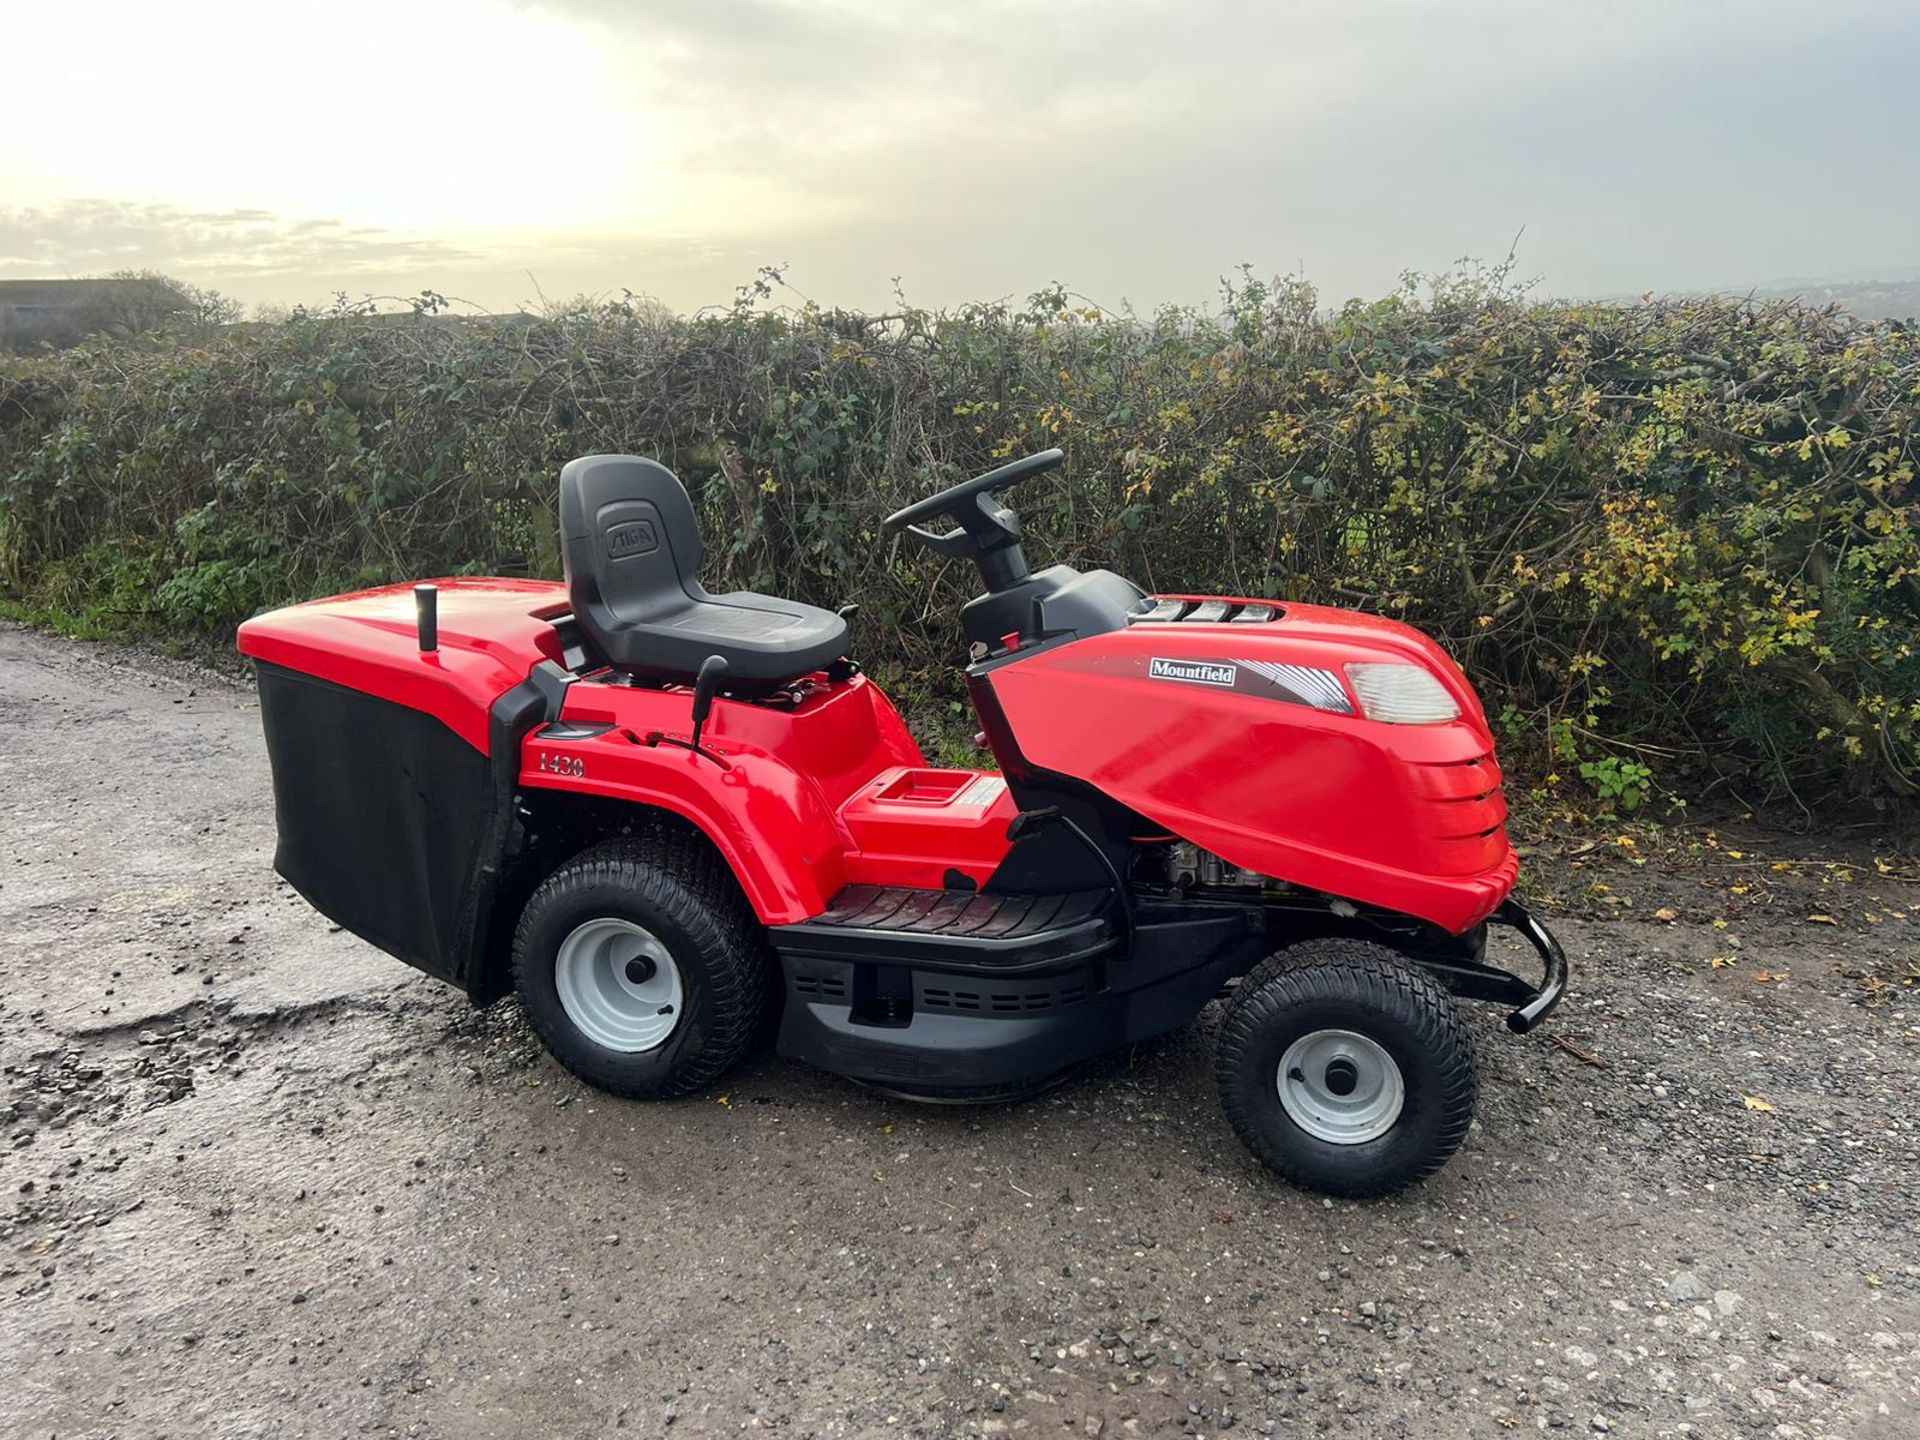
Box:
(1215, 938), (1476, 1197)
(511, 834), (775, 1099)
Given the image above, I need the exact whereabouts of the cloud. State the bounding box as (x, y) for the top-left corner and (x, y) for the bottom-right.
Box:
(0, 198), (786, 313)
(0, 200), (477, 283)
(488, 0), (1918, 307)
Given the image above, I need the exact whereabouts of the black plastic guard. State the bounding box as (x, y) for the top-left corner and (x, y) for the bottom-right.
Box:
(773, 899), (1265, 1095)
(253, 660), (568, 995)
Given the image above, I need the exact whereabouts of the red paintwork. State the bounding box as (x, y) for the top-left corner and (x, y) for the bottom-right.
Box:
(239, 580), (1518, 936)
(838, 768), (1018, 891)
(521, 672), (938, 923)
(981, 601), (1514, 932)
(236, 578), (570, 752)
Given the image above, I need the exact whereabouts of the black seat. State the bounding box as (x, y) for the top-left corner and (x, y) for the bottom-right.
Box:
(558, 454), (849, 684)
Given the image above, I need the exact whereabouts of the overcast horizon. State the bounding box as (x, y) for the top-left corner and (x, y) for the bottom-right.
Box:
(4, 0), (1917, 315)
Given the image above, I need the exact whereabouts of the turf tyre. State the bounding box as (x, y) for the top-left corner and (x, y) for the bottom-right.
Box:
(511, 834), (775, 1100)
(1215, 938), (1476, 1197)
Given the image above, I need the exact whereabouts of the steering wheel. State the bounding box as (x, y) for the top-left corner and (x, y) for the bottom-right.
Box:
(883, 449), (1063, 591)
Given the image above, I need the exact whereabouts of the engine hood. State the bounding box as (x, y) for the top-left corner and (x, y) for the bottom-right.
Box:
(980, 597), (1515, 933)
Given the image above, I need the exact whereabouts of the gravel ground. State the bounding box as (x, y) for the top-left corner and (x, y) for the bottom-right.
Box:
(2, 621), (1916, 1440)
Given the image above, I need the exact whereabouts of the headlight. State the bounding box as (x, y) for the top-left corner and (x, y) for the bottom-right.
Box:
(1344, 662), (1461, 724)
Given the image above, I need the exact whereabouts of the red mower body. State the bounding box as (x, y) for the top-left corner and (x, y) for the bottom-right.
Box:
(239, 577), (1518, 944)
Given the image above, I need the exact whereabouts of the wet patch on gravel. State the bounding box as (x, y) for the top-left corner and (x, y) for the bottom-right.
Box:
(3, 622), (1916, 1439)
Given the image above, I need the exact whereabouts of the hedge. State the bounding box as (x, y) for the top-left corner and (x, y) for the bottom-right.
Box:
(1, 272), (1915, 809)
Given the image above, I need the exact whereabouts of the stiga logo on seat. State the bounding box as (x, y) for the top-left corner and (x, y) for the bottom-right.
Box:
(1149, 657), (1238, 688)
(605, 519), (659, 559)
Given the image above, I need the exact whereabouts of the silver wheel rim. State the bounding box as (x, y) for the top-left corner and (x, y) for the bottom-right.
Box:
(554, 918), (684, 1053)
(1276, 1028), (1404, 1144)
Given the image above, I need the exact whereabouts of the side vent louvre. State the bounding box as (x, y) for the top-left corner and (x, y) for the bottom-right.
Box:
(922, 982), (1090, 1014)
(921, 986), (983, 1012)
(1128, 597), (1280, 625)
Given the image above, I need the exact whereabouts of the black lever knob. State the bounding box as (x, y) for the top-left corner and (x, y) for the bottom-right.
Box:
(689, 654), (729, 750)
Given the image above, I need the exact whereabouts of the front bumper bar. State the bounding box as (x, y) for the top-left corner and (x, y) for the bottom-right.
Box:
(1417, 898), (1568, 1034)
(1492, 899), (1568, 1033)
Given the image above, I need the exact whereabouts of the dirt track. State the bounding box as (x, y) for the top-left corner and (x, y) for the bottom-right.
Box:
(2, 621), (1916, 1440)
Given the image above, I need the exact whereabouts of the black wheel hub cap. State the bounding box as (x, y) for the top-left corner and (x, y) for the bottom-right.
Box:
(623, 956), (658, 985)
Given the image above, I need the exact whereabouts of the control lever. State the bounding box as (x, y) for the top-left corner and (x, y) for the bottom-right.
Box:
(689, 655), (728, 754)
(646, 655), (733, 767)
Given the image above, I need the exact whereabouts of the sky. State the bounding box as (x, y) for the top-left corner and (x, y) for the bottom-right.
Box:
(3, 0), (1916, 315)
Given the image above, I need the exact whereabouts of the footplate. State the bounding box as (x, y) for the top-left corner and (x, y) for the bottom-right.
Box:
(771, 885), (1116, 974)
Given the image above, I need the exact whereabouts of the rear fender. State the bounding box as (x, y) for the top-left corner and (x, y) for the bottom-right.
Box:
(516, 735), (848, 924)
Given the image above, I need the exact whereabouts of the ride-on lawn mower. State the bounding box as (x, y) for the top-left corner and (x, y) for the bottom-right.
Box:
(238, 448), (1565, 1196)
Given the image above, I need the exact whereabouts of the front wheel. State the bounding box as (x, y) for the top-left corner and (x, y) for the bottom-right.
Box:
(1215, 938), (1477, 1197)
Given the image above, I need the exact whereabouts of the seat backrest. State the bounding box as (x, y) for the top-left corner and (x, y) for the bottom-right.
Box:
(558, 455), (709, 648)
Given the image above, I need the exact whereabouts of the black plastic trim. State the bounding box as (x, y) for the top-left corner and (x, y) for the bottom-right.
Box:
(773, 897), (1268, 1095)
(466, 659), (574, 1002)
(1488, 898), (1569, 1033)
